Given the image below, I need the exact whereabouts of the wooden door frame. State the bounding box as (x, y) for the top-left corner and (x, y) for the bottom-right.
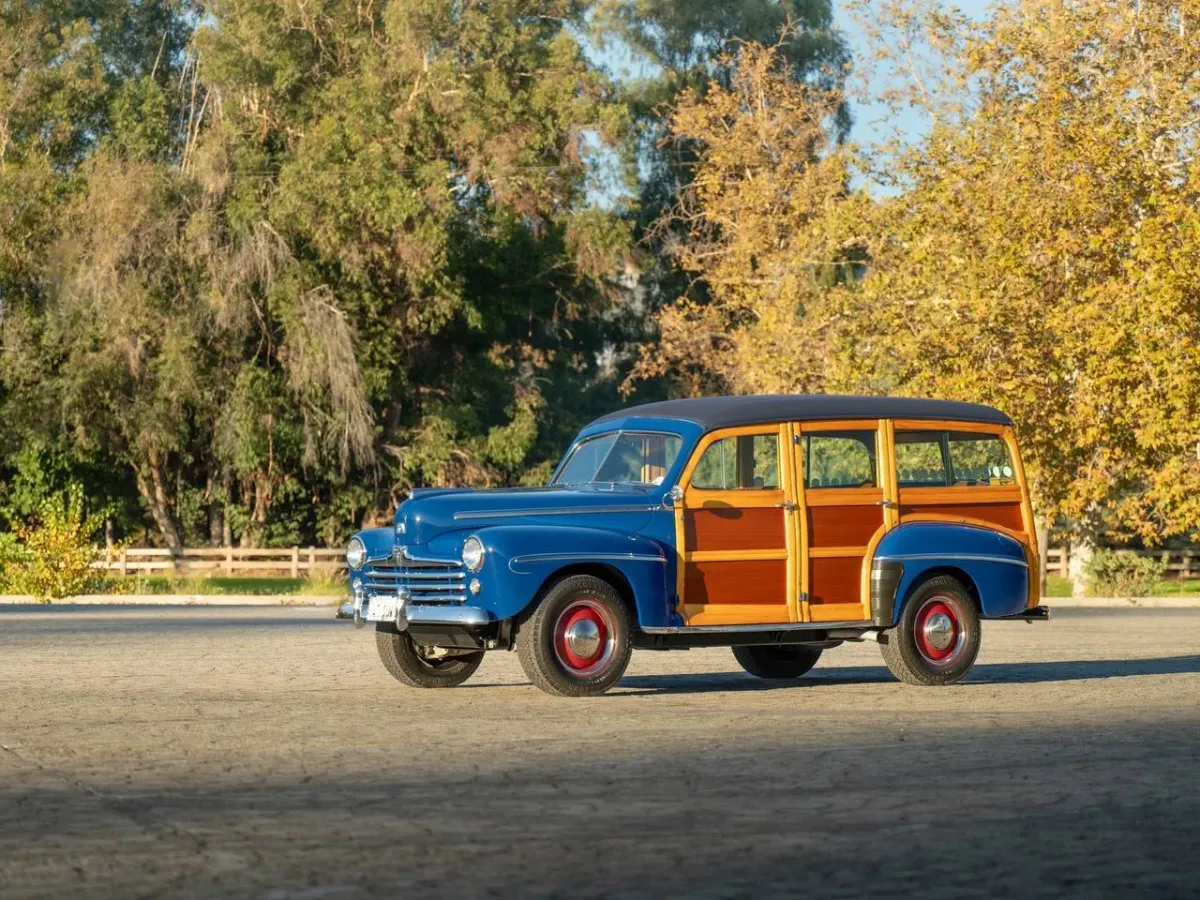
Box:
(673, 423), (798, 625)
(794, 419), (893, 622)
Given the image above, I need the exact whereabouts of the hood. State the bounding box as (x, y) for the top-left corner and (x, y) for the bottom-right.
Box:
(395, 485), (658, 545)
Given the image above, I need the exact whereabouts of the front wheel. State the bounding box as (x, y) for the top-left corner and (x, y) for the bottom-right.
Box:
(732, 644), (823, 679)
(517, 574), (632, 697)
(880, 575), (980, 686)
(375, 626), (484, 688)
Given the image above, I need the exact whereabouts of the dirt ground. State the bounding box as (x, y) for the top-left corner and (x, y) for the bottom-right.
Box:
(1, 606), (1198, 899)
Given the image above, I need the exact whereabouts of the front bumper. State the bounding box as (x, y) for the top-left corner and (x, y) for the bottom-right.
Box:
(340, 588), (491, 631)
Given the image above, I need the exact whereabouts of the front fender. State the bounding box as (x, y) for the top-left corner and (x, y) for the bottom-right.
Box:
(463, 525), (673, 626)
(873, 522), (1030, 622)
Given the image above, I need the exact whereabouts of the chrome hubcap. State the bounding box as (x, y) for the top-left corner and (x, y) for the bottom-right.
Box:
(564, 618), (602, 659)
(923, 612), (954, 651)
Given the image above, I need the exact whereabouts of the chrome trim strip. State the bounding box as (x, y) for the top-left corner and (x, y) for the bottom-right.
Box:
(874, 553), (1028, 568)
(453, 505), (655, 521)
(406, 605), (491, 627)
(397, 546), (461, 566)
(508, 552), (666, 573)
(641, 619), (871, 635)
(368, 570), (465, 581)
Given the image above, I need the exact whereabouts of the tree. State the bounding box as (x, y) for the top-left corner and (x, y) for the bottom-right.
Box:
(638, 0), (1200, 558)
(626, 39), (858, 395)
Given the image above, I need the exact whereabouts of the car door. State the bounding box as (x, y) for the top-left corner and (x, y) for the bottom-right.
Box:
(795, 420), (894, 623)
(675, 424), (798, 626)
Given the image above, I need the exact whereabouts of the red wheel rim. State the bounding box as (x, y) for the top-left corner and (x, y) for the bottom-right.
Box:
(913, 596), (966, 667)
(553, 598), (615, 677)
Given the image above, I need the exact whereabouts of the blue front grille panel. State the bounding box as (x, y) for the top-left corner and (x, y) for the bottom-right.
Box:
(363, 552), (466, 604)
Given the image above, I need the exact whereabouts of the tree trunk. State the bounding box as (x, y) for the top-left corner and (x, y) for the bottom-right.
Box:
(1034, 514), (1050, 599)
(133, 455), (183, 553)
(207, 468), (224, 547)
(239, 473), (273, 548)
(1068, 536), (1096, 597)
(221, 473), (234, 547)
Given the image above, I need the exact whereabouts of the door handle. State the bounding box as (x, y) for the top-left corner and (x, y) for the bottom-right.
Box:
(875, 500), (899, 509)
(776, 501), (796, 512)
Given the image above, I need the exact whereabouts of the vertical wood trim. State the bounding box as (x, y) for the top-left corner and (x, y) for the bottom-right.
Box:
(1005, 425), (1039, 607)
(793, 422), (812, 622)
(674, 499), (686, 617)
(782, 422), (800, 622)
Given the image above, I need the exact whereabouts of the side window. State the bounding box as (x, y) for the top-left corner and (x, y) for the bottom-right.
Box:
(895, 431), (949, 486)
(805, 431), (877, 488)
(947, 432), (1014, 485)
(691, 434), (779, 490)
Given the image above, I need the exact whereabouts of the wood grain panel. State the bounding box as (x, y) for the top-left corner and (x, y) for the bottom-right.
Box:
(685, 507), (785, 552)
(899, 502), (1024, 533)
(806, 505), (883, 548)
(684, 559), (786, 606)
(809, 556), (864, 607)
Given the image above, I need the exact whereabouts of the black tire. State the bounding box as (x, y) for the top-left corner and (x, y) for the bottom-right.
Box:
(732, 644), (823, 679)
(517, 574), (632, 697)
(375, 626), (484, 688)
(880, 574), (981, 686)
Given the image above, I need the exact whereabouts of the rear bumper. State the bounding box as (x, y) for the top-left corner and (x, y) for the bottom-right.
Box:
(1004, 605), (1051, 623)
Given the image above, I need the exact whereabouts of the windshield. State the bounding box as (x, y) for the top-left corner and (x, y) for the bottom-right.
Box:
(552, 431), (683, 487)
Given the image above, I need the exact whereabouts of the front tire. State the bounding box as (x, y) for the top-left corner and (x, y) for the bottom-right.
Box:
(517, 574), (632, 697)
(880, 575), (980, 686)
(733, 644), (823, 679)
(375, 626), (484, 688)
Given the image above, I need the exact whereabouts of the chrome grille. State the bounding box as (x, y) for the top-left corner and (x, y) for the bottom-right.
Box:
(362, 550), (465, 604)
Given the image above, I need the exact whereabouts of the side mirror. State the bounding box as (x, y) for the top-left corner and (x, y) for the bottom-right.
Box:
(662, 484), (684, 509)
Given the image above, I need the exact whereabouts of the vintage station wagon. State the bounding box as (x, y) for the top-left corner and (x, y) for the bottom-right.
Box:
(345, 395), (1049, 696)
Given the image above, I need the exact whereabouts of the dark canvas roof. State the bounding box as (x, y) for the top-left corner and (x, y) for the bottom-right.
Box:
(589, 394), (1012, 431)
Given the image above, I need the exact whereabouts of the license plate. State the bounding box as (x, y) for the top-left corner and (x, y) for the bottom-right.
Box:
(363, 595), (399, 622)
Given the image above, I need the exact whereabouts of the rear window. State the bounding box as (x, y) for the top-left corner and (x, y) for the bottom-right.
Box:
(895, 430), (1014, 487)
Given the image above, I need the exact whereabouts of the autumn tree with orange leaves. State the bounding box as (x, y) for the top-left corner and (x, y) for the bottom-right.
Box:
(637, 1), (1200, 580)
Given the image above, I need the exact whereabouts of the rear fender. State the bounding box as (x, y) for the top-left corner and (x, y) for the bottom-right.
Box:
(872, 522), (1030, 623)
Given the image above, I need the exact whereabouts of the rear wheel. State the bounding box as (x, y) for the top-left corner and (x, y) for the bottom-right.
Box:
(880, 575), (980, 686)
(517, 574), (632, 697)
(375, 626), (484, 688)
(732, 644), (823, 680)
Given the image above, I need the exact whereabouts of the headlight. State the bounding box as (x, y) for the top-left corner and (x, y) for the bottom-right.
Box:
(346, 537), (366, 570)
(462, 536), (485, 572)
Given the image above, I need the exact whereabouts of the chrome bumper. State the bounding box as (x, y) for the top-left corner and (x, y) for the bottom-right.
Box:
(341, 588), (490, 631)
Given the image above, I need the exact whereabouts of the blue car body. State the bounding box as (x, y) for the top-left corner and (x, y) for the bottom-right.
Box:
(347, 399), (1040, 636)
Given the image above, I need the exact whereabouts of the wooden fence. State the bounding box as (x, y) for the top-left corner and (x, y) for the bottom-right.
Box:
(94, 547), (345, 578)
(1044, 547), (1200, 580)
(93, 545), (1200, 581)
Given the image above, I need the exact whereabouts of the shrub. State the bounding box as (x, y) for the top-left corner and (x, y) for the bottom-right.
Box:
(1, 485), (106, 602)
(1083, 549), (1166, 598)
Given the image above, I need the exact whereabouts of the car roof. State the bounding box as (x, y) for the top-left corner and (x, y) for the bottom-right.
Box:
(588, 394), (1013, 431)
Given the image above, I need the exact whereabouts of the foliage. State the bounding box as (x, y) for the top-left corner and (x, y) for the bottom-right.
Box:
(0, 0), (846, 550)
(635, 0), (1200, 546)
(1083, 551), (1167, 599)
(1, 486), (106, 602)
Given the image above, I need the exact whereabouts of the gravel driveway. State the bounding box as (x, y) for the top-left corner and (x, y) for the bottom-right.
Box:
(1, 606), (1197, 898)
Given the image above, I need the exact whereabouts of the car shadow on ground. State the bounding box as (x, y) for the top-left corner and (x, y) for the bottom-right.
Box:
(615, 655), (1200, 695)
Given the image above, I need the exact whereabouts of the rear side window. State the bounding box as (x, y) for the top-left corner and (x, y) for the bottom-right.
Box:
(948, 432), (1014, 485)
(804, 431), (877, 488)
(691, 434), (779, 490)
(895, 431), (947, 486)
(895, 430), (1014, 487)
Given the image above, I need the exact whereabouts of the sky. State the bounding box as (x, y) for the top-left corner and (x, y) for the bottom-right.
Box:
(834, 0), (997, 150)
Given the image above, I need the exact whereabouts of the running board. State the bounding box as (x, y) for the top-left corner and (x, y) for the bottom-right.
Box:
(640, 619), (871, 635)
